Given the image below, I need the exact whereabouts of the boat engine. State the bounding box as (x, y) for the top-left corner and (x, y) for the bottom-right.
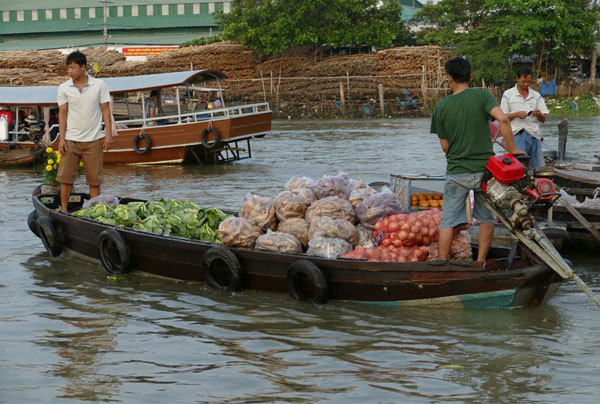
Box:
(481, 154), (559, 230)
(480, 153), (600, 309)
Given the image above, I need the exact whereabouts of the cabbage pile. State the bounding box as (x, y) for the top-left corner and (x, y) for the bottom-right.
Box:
(73, 198), (229, 243)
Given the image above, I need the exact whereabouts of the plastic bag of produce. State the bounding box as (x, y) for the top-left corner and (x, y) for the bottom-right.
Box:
(277, 217), (310, 248)
(356, 187), (403, 230)
(375, 209), (442, 248)
(284, 176), (316, 192)
(218, 217), (263, 248)
(239, 193), (277, 230)
(82, 194), (119, 209)
(275, 190), (314, 221)
(427, 231), (473, 261)
(341, 245), (429, 262)
(305, 196), (355, 224)
(308, 216), (358, 245)
(255, 229), (303, 253)
(306, 233), (352, 259)
(310, 174), (352, 199)
(355, 224), (375, 248)
(348, 187), (376, 212)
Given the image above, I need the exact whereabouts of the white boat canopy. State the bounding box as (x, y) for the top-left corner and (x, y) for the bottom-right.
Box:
(0, 69), (226, 106)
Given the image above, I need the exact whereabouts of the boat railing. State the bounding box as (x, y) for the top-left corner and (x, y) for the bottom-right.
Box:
(115, 102), (271, 128)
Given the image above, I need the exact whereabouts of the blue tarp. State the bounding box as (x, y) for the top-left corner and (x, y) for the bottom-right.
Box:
(540, 79), (557, 96)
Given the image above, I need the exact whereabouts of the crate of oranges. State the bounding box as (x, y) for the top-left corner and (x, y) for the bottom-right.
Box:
(389, 174), (446, 211)
(410, 192), (443, 209)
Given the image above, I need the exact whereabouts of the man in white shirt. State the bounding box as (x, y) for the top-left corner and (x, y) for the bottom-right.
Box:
(56, 51), (113, 212)
(500, 67), (549, 168)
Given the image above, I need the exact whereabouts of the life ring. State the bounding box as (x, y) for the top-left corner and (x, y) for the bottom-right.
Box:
(28, 210), (39, 238)
(98, 229), (131, 275)
(133, 133), (152, 154)
(201, 246), (243, 291)
(200, 127), (221, 149)
(36, 216), (62, 257)
(286, 260), (328, 304)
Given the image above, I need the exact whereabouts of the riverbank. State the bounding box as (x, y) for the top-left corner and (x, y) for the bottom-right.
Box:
(546, 95), (600, 116)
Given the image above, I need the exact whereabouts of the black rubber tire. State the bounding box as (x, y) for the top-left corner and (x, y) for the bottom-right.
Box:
(541, 227), (570, 241)
(200, 127), (221, 149)
(287, 260), (328, 304)
(98, 229), (131, 275)
(36, 216), (62, 257)
(28, 210), (39, 238)
(133, 133), (152, 154)
(201, 246), (243, 291)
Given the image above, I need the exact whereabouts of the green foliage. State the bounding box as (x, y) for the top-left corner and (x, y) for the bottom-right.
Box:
(546, 96), (600, 116)
(217, 0), (414, 56)
(181, 35), (222, 47)
(415, 0), (600, 84)
(73, 199), (230, 243)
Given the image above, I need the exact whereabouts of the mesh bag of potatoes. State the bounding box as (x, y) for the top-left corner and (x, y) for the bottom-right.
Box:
(239, 193), (278, 230)
(255, 230), (303, 254)
(348, 187), (377, 212)
(310, 174), (353, 200)
(305, 196), (355, 224)
(284, 176), (316, 192)
(218, 217), (264, 248)
(306, 233), (353, 259)
(356, 188), (404, 230)
(308, 216), (359, 246)
(274, 189), (316, 221)
(277, 217), (310, 248)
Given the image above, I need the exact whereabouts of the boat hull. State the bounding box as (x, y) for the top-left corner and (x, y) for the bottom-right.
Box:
(32, 189), (562, 308)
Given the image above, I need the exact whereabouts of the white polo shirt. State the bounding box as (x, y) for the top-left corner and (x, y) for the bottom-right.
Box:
(58, 75), (111, 142)
(500, 84), (549, 139)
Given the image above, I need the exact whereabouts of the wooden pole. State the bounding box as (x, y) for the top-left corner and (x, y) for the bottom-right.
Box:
(276, 66), (282, 111)
(557, 118), (568, 161)
(260, 69), (267, 103)
(591, 48), (597, 93)
(339, 81), (346, 115)
(346, 71), (350, 95)
(378, 84), (385, 117)
(421, 65), (427, 110)
(558, 198), (600, 245)
(270, 71), (273, 100)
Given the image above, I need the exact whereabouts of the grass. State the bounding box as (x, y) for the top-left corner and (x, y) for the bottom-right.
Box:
(545, 95), (600, 116)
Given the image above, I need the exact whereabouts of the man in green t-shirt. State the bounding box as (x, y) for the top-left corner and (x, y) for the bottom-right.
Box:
(430, 57), (524, 263)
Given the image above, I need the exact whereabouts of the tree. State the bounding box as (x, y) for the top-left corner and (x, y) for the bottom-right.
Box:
(217, 0), (414, 57)
(414, 0), (600, 84)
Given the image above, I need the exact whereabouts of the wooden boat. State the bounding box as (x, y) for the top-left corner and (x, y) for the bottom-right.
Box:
(29, 186), (563, 309)
(0, 70), (271, 165)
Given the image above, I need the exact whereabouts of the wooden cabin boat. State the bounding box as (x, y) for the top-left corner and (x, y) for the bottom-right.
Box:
(29, 186), (562, 309)
(0, 70), (271, 166)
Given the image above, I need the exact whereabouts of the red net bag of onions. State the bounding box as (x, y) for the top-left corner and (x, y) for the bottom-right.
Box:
(340, 245), (430, 262)
(373, 209), (442, 248)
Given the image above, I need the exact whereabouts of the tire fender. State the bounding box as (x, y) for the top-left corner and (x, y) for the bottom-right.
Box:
(286, 260), (328, 304)
(133, 133), (152, 154)
(200, 127), (221, 149)
(36, 216), (62, 257)
(28, 210), (39, 238)
(98, 229), (131, 275)
(201, 246), (243, 291)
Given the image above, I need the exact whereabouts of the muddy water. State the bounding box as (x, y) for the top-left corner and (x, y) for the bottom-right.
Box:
(1, 117), (599, 402)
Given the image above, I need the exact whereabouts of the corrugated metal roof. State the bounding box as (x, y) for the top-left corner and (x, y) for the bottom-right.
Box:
(0, 14), (214, 35)
(0, 1), (218, 12)
(0, 30), (214, 51)
(0, 70), (226, 106)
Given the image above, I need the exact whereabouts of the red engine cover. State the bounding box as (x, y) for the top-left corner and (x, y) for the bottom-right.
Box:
(526, 178), (556, 201)
(485, 154), (525, 184)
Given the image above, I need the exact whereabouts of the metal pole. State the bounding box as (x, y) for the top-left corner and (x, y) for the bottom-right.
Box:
(176, 87), (182, 123)
(99, 0), (113, 47)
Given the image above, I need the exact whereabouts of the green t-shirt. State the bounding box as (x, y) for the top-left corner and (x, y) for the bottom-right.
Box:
(430, 88), (497, 174)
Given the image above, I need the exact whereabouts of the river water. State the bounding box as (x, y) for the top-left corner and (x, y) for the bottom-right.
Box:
(1, 117), (599, 403)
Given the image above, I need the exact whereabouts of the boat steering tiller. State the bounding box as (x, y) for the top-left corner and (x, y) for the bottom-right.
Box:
(481, 153), (600, 309)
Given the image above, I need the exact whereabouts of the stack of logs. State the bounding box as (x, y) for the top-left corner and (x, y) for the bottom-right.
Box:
(0, 42), (449, 106)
